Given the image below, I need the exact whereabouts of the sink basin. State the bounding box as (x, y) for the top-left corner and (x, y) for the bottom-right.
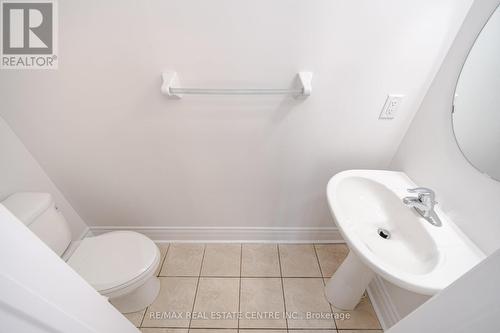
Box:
(324, 170), (485, 310)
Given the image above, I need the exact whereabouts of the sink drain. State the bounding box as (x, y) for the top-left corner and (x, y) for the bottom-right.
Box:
(377, 228), (391, 239)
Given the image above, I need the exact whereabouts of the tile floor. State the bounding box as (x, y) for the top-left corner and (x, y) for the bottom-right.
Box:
(123, 243), (383, 333)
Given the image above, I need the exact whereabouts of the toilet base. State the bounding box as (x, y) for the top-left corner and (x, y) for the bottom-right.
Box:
(110, 276), (160, 313)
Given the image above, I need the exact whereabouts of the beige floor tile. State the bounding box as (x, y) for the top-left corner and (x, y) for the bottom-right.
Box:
(338, 330), (383, 333)
(332, 295), (382, 330)
(314, 244), (349, 277)
(191, 278), (240, 328)
(288, 331), (336, 333)
(189, 330), (237, 333)
(239, 278), (286, 329)
(240, 331), (287, 333)
(279, 244), (322, 277)
(201, 244), (241, 277)
(241, 244), (280, 277)
(283, 278), (336, 329)
(141, 329), (188, 333)
(160, 243), (205, 276)
(155, 243), (170, 276)
(142, 277), (198, 328)
(123, 308), (145, 327)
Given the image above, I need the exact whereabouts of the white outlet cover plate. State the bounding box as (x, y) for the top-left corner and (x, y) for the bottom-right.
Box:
(379, 94), (404, 119)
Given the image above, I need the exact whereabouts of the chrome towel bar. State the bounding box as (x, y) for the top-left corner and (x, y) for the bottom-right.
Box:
(161, 71), (313, 99)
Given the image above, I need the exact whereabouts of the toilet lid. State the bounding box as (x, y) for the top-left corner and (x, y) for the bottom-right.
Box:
(67, 231), (159, 292)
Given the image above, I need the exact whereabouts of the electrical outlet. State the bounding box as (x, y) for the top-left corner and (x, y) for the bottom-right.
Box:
(379, 94), (404, 119)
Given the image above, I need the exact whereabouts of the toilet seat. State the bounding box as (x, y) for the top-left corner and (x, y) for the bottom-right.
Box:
(67, 231), (160, 297)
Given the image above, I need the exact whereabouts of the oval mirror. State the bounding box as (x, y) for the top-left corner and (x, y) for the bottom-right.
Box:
(453, 6), (500, 181)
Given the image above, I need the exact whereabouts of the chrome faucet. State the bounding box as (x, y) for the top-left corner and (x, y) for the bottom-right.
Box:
(403, 187), (442, 226)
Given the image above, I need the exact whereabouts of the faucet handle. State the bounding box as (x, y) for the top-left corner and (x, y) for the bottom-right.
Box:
(408, 187), (436, 202)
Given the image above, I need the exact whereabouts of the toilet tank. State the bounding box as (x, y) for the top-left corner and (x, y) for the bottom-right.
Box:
(2, 192), (72, 256)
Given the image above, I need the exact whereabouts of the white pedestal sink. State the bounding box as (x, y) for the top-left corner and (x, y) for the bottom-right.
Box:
(325, 170), (485, 310)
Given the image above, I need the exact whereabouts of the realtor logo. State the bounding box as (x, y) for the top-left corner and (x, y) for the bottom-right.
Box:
(1, 0), (57, 69)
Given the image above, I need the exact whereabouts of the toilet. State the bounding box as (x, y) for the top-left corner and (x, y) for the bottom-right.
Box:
(1, 192), (161, 313)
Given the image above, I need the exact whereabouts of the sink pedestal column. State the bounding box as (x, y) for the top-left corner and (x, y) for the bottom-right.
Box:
(325, 251), (374, 310)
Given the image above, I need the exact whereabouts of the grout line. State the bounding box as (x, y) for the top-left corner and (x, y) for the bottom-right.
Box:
(157, 243), (171, 277)
(139, 243), (171, 328)
(142, 326), (346, 330)
(158, 275), (325, 278)
(139, 299), (149, 327)
(238, 243), (243, 330)
(188, 243), (207, 330)
(313, 245), (340, 332)
(313, 244), (326, 279)
(137, 308), (147, 330)
(276, 244), (289, 332)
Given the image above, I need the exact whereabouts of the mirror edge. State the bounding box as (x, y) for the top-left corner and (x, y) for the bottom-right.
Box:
(450, 3), (500, 182)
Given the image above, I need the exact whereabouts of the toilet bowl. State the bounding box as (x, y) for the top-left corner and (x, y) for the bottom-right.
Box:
(1, 192), (161, 313)
(67, 231), (161, 313)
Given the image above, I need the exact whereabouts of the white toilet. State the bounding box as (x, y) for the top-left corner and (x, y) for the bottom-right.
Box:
(1, 192), (161, 313)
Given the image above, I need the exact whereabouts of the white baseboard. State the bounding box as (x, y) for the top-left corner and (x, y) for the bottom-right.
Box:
(367, 275), (401, 330)
(87, 226), (342, 243)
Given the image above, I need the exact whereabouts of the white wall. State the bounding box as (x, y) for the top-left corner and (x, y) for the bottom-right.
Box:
(391, 0), (500, 256)
(385, 0), (500, 325)
(0, 116), (88, 239)
(0, 0), (472, 230)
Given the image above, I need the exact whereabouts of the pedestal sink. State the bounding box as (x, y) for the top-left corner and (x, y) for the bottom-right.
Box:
(325, 170), (485, 310)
